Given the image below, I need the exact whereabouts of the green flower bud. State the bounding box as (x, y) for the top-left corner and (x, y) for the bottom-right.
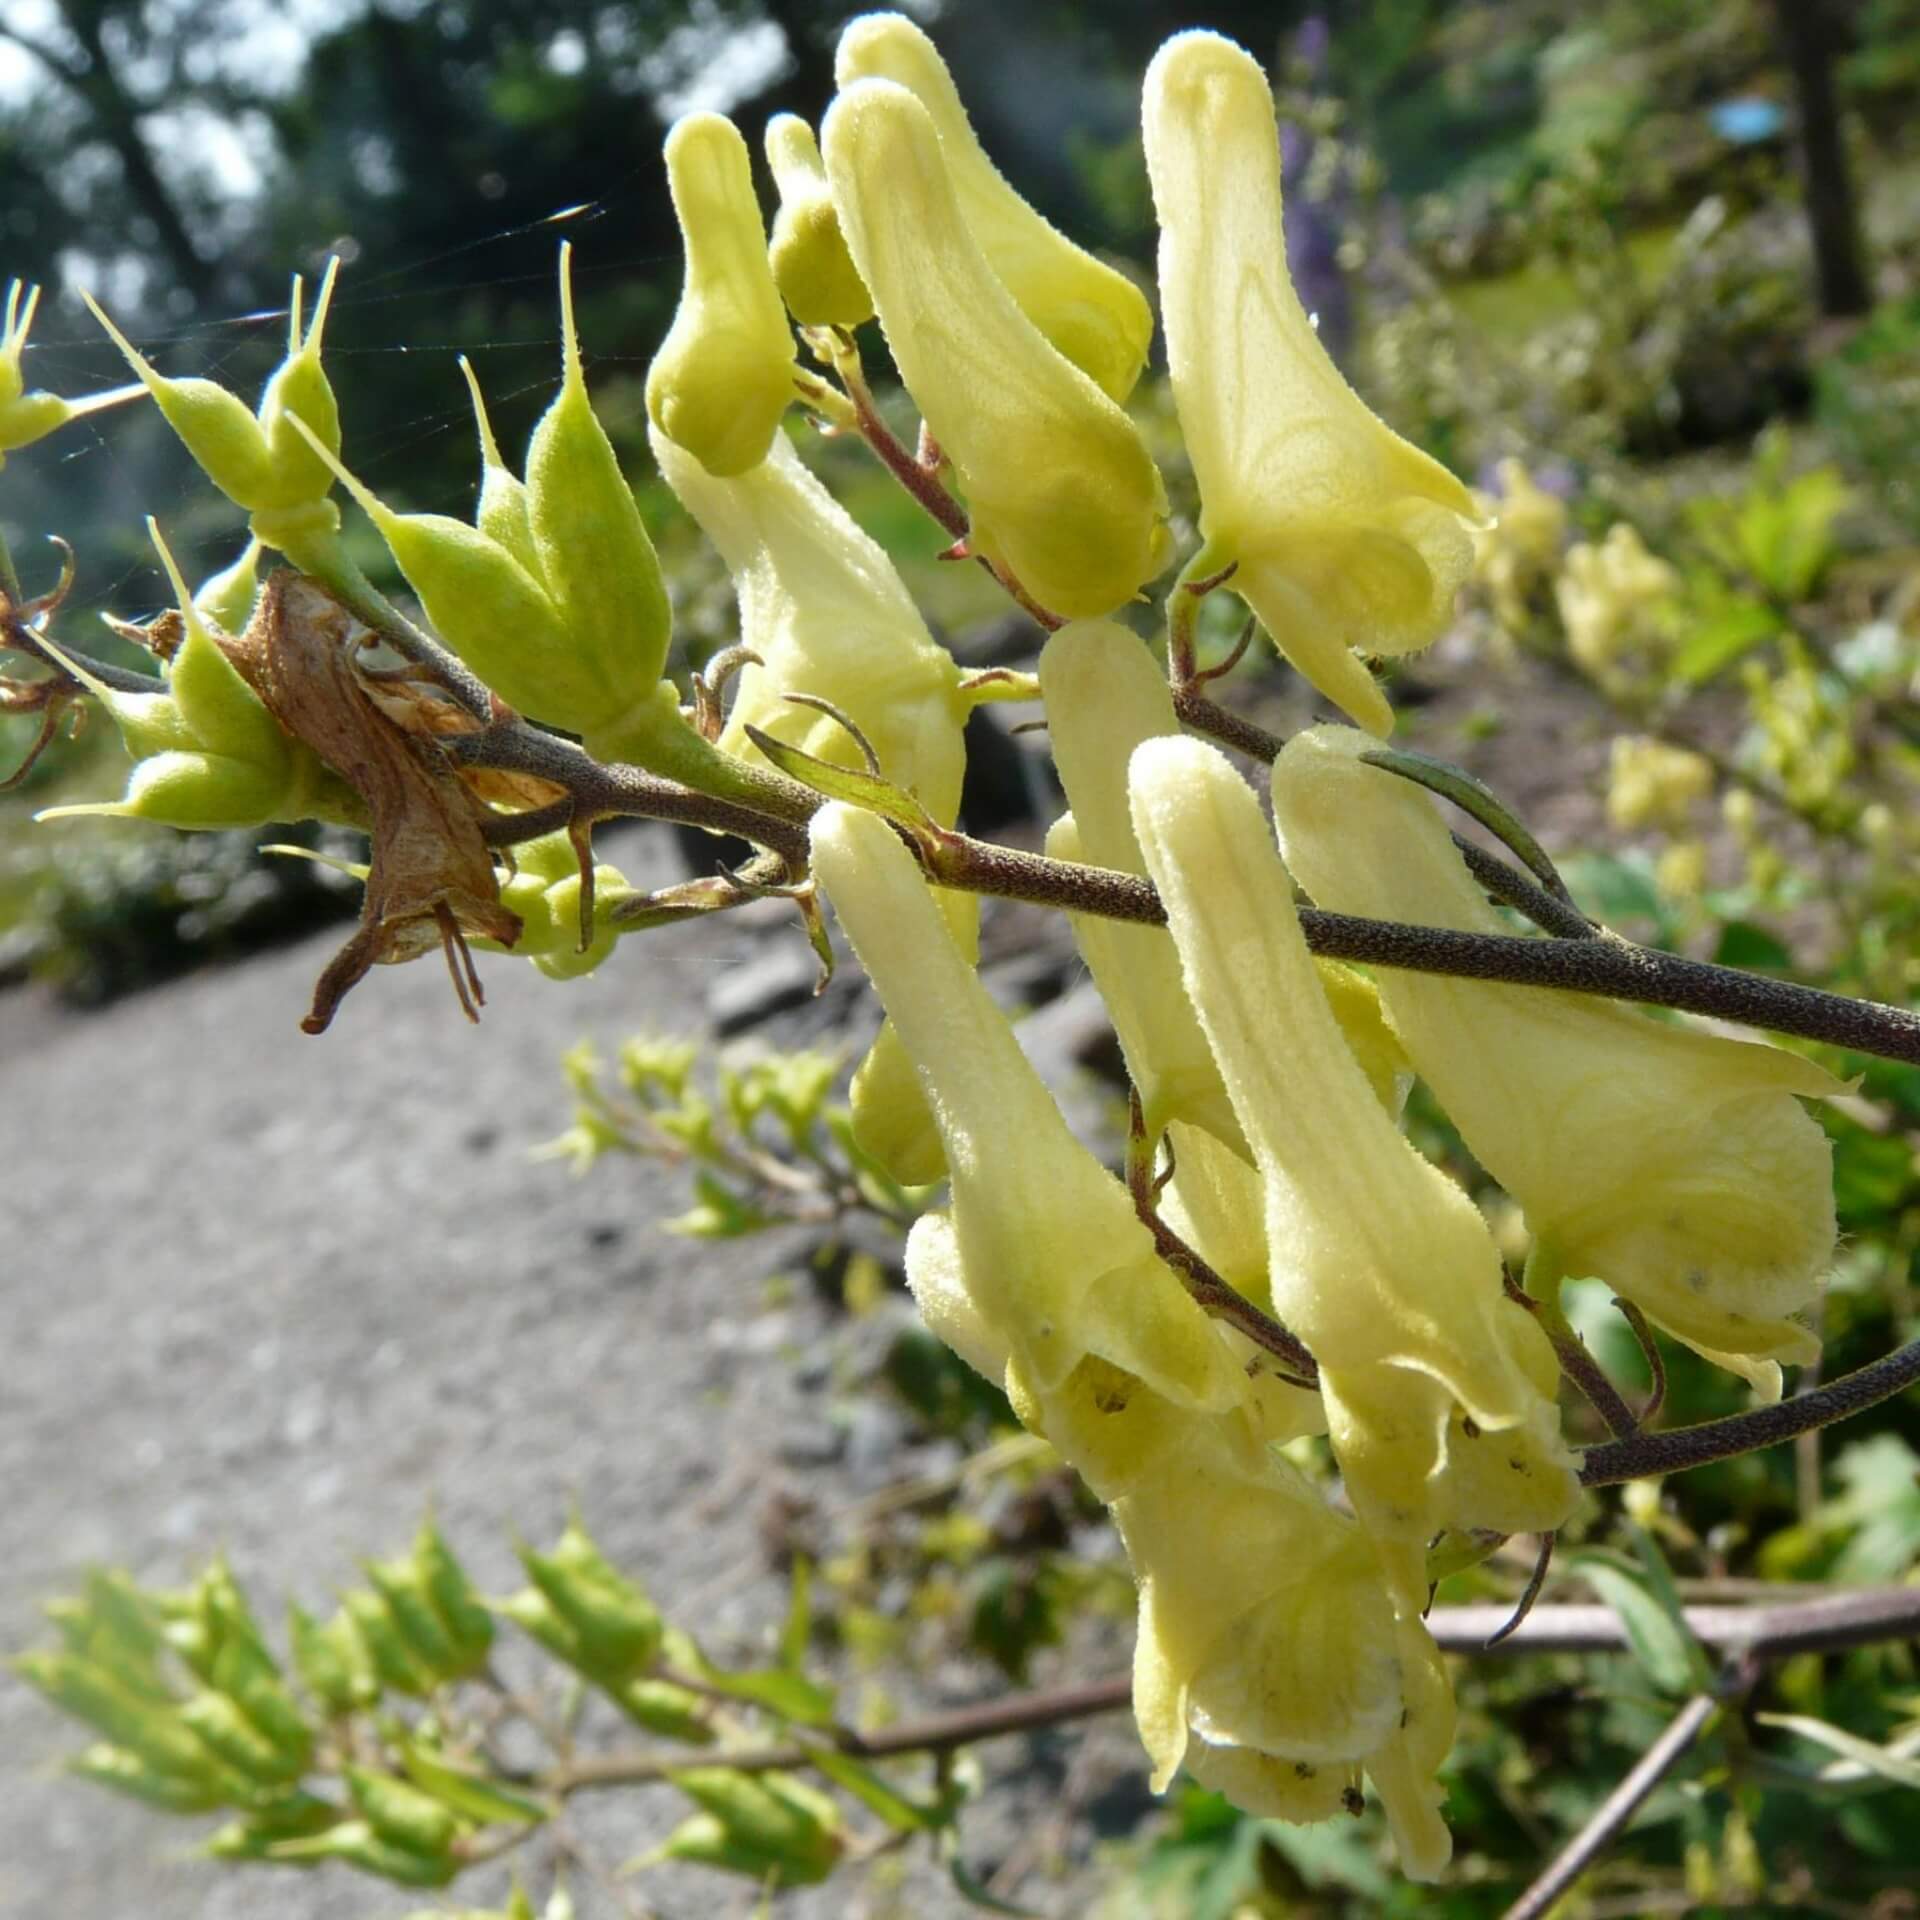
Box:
(193, 537), (263, 635)
(287, 419), (588, 732)
(364, 1556), (463, 1680)
(647, 111), (798, 477)
(392, 1728), (548, 1827)
(342, 1587), (436, 1697)
(345, 1763), (463, 1855)
(616, 1677), (717, 1743)
(495, 1587), (586, 1668)
(488, 834), (635, 979)
(835, 13), (1151, 400)
(210, 1635), (313, 1771)
(526, 244), (674, 726)
(412, 1514), (495, 1668)
(68, 1741), (230, 1814)
(660, 1768), (845, 1884)
(37, 523), (336, 832)
(84, 262), (344, 542)
(1, 279), (143, 467)
(289, 1601), (378, 1715)
(458, 356), (540, 576)
(765, 114), (872, 327)
(519, 1520), (662, 1682)
(823, 79), (1169, 618)
(13, 1650), (215, 1781)
(179, 1688), (302, 1785)
(266, 1817), (458, 1886)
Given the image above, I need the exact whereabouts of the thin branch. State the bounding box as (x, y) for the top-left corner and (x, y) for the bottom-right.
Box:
(917, 830), (1920, 1067)
(1581, 1338), (1920, 1486)
(1501, 1690), (1722, 1920)
(545, 1587), (1920, 1797)
(1454, 835), (1600, 941)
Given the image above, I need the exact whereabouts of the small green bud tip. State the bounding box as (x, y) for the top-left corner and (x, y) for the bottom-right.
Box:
(0, 281), (141, 461)
(458, 354), (507, 474)
(193, 537), (263, 635)
(648, 110), (797, 477)
(765, 114), (873, 329)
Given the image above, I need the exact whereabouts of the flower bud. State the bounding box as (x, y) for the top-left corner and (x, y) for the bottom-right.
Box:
(68, 1741), (230, 1814)
(411, 1514), (495, 1669)
(36, 522), (336, 832)
(364, 1557), (465, 1682)
(1143, 34), (1480, 735)
(812, 800), (1244, 1412)
(1271, 724), (1841, 1388)
(289, 1602), (378, 1715)
(835, 14), (1152, 401)
(210, 1634), (313, 1771)
(823, 79), (1170, 618)
(342, 1586), (436, 1697)
(658, 1768), (846, 1884)
(193, 537), (263, 636)
(179, 1688), (301, 1785)
(618, 1677), (718, 1742)
(527, 245), (674, 728)
(459, 355), (539, 576)
(287, 419), (603, 735)
(519, 1518), (663, 1682)
(14, 1650), (218, 1782)
(345, 1763), (463, 1855)
(85, 262), (344, 544)
(265, 1817), (456, 1886)
(647, 112), (797, 477)
(765, 115), (872, 327)
(1, 279), (141, 465)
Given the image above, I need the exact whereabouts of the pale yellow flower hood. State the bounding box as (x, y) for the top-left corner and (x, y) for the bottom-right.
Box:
(811, 802), (1244, 1413)
(1142, 32), (1479, 737)
(651, 426), (968, 823)
(1271, 725), (1840, 1381)
(1130, 735), (1577, 1605)
(834, 12), (1152, 403)
(823, 78), (1169, 619)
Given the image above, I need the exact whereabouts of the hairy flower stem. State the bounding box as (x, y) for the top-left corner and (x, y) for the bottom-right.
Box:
(1580, 1335), (1920, 1486)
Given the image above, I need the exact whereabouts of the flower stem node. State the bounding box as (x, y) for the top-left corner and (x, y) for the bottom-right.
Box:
(1142, 34), (1481, 736)
(648, 112), (798, 478)
(833, 12), (1152, 402)
(823, 78), (1170, 619)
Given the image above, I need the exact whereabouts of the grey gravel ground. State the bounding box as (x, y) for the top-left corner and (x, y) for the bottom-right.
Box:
(1, 823), (1137, 1920)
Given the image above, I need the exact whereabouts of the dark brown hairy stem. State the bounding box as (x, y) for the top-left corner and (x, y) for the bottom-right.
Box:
(916, 829), (1920, 1066)
(1580, 1338), (1920, 1487)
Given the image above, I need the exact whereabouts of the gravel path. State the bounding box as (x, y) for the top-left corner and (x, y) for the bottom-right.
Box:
(1, 823), (1120, 1920)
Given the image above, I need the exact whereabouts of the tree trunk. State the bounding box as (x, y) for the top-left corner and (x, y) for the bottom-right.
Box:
(1772, 0), (1872, 318)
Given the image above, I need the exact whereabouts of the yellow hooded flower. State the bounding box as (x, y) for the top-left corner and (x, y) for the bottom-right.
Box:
(1119, 1406), (1457, 1880)
(647, 112), (797, 478)
(652, 422), (974, 1185)
(822, 78), (1169, 619)
(1607, 734), (1713, 833)
(834, 12), (1152, 402)
(764, 115), (873, 329)
(1141, 33), (1479, 736)
(1271, 725), (1841, 1391)
(1130, 735), (1578, 1607)
(1555, 522), (1677, 688)
(810, 800), (1244, 1414)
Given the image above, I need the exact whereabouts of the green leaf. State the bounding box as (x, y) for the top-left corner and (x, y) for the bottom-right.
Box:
(779, 1559), (812, 1674)
(1568, 1549), (1697, 1696)
(1758, 1714), (1920, 1792)
(1359, 746), (1573, 903)
(946, 1849), (1041, 1915)
(691, 1660), (838, 1727)
(742, 724), (941, 844)
(1711, 920), (1793, 971)
(1671, 591), (1781, 684)
(805, 1746), (944, 1832)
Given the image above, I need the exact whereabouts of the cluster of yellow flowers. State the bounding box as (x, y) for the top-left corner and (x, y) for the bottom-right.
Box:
(7, 14), (1848, 1883)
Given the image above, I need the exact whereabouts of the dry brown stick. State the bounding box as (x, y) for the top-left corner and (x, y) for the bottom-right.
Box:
(1501, 1689), (1724, 1920)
